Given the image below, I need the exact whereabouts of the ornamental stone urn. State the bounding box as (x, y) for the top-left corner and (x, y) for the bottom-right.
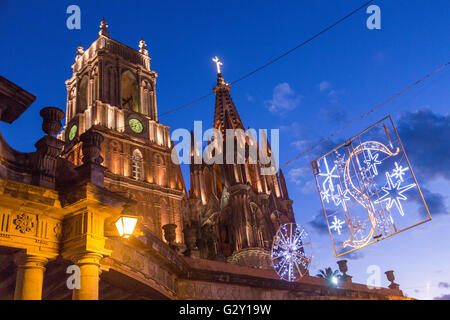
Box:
(183, 225), (198, 251)
(182, 225), (200, 258)
(337, 259), (352, 283)
(40, 107), (64, 136)
(163, 223), (177, 245)
(385, 270), (400, 290)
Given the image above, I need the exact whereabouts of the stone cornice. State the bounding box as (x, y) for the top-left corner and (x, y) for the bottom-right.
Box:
(0, 75), (36, 124)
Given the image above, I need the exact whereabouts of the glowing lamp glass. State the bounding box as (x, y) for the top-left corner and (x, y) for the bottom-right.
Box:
(115, 216), (138, 238)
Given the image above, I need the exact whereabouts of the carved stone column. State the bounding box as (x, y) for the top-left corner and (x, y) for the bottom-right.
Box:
(72, 253), (103, 300)
(75, 129), (106, 187)
(32, 107), (65, 189)
(13, 253), (48, 300)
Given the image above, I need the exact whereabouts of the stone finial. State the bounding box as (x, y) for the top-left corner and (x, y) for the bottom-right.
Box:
(337, 259), (352, 283)
(139, 37), (149, 56)
(80, 130), (104, 165)
(76, 44), (84, 57)
(32, 107), (65, 189)
(99, 18), (110, 37)
(75, 130), (106, 187)
(182, 225), (200, 258)
(40, 107), (65, 136)
(183, 225), (197, 250)
(385, 270), (400, 290)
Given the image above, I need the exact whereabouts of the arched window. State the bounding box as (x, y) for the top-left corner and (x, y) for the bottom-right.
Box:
(131, 149), (143, 181)
(121, 70), (140, 112)
(77, 75), (89, 113)
(141, 80), (154, 118)
(106, 65), (116, 105)
(68, 87), (76, 119)
(154, 153), (166, 186)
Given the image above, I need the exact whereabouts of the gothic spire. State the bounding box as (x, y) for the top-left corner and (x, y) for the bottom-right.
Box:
(211, 57), (244, 134)
(99, 18), (110, 37)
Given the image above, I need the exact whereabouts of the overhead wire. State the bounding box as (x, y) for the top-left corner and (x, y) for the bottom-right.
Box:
(158, 0), (376, 118)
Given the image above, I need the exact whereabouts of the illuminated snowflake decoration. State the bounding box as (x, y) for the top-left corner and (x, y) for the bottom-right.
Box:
(391, 162), (408, 182)
(312, 116), (431, 258)
(271, 223), (312, 282)
(351, 217), (368, 238)
(332, 184), (350, 211)
(364, 150), (382, 176)
(318, 158), (339, 192)
(321, 187), (332, 204)
(375, 172), (416, 216)
(329, 216), (345, 235)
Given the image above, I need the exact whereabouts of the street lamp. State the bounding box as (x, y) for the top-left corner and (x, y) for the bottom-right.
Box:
(115, 215), (138, 238)
(331, 276), (339, 286)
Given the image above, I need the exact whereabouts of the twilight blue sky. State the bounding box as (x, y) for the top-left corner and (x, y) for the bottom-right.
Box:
(0, 0), (449, 299)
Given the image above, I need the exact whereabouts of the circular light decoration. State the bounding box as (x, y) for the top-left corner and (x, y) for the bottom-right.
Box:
(68, 125), (78, 141)
(129, 118), (143, 134)
(271, 223), (312, 282)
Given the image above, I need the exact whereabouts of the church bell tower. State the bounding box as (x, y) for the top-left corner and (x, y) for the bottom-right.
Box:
(60, 19), (185, 245)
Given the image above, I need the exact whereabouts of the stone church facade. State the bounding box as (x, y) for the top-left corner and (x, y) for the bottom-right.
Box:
(0, 20), (406, 300)
(184, 73), (295, 269)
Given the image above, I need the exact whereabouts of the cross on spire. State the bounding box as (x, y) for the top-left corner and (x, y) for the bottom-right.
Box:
(212, 56), (223, 74)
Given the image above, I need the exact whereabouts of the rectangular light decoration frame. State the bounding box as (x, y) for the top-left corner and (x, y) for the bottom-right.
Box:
(312, 115), (431, 258)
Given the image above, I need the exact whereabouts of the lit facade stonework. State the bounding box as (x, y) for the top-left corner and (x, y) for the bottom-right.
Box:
(183, 73), (295, 269)
(59, 19), (184, 243)
(0, 20), (408, 300)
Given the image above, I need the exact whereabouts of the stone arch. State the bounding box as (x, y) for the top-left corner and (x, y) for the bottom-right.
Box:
(154, 153), (166, 186)
(140, 79), (154, 118)
(121, 70), (140, 112)
(131, 148), (143, 181)
(68, 87), (77, 119)
(105, 65), (117, 105)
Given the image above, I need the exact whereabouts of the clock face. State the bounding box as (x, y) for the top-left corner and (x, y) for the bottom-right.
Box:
(129, 118), (144, 134)
(68, 125), (78, 141)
